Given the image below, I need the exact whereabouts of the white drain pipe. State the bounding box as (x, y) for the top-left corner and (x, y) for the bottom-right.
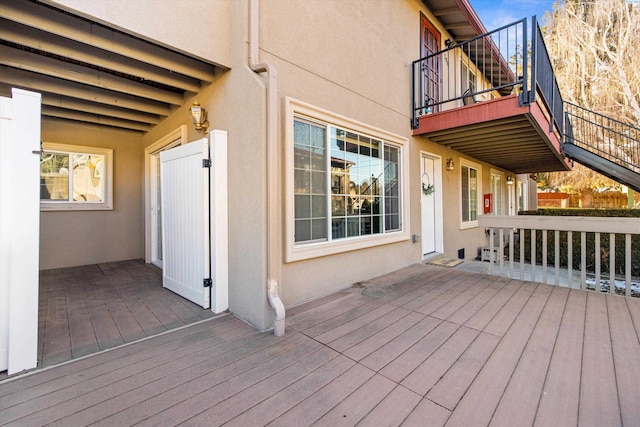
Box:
(249, 0), (284, 336)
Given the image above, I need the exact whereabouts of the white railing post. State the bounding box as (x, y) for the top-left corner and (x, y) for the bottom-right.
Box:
(531, 229), (536, 282)
(520, 228), (525, 279)
(499, 228), (505, 274)
(567, 231), (573, 288)
(509, 229), (514, 278)
(542, 230), (548, 284)
(554, 230), (560, 286)
(610, 233), (615, 295)
(626, 234), (632, 297)
(595, 233), (601, 293)
(581, 232), (586, 290)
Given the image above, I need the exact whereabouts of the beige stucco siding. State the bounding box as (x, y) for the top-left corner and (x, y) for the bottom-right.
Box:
(47, 0), (233, 68)
(39, 119), (144, 270)
(139, 0), (274, 330)
(261, 0), (422, 305)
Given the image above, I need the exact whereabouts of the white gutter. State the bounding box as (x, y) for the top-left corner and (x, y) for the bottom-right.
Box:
(249, 0), (284, 336)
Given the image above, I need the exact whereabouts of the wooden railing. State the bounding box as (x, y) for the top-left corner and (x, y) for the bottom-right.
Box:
(478, 215), (640, 296)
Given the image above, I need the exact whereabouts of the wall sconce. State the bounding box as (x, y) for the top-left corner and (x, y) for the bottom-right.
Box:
(446, 158), (455, 171)
(506, 175), (514, 185)
(189, 101), (209, 133)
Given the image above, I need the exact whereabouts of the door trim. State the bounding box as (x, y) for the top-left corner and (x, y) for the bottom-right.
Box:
(144, 125), (187, 265)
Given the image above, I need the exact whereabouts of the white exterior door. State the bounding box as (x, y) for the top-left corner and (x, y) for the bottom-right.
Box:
(161, 138), (211, 309)
(421, 153), (443, 257)
(0, 89), (41, 375)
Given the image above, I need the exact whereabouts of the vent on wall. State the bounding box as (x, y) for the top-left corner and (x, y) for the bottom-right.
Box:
(458, 248), (465, 259)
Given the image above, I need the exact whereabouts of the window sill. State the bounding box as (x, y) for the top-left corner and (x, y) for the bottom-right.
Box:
(41, 203), (113, 212)
(459, 221), (478, 230)
(285, 231), (409, 263)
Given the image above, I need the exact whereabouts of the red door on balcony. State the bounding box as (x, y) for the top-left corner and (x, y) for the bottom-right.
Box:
(421, 14), (441, 113)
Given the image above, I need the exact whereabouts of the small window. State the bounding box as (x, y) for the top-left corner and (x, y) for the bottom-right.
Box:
(460, 160), (480, 228)
(40, 143), (113, 211)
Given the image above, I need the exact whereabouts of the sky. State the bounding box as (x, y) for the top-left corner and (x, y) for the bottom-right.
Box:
(469, 0), (558, 30)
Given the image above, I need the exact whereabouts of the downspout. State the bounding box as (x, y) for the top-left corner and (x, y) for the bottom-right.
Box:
(249, 0), (285, 336)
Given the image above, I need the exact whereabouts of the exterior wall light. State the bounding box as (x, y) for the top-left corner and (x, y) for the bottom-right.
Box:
(189, 101), (209, 133)
(446, 158), (455, 171)
(507, 175), (514, 185)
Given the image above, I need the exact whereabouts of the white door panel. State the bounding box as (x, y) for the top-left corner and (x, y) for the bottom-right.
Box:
(160, 138), (210, 309)
(0, 89), (40, 374)
(421, 154), (443, 257)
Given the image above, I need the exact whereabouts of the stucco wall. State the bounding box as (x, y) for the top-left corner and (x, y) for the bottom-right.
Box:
(140, 0), (273, 330)
(257, 0), (458, 305)
(47, 0), (232, 68)
(40, 119), (144, 270)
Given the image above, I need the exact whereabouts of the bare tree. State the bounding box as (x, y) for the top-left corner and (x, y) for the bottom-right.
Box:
(540, 0), (640, 191)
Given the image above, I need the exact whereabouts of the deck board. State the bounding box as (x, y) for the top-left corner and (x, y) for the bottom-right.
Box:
(444, 283), (552, 426)
(491, 285), (569, 425)
(579, 292), (622, 426)
(604, 296), (640, 426)
(3, 262), (640, 426)
(534, 289), (585, 426)
(31, 259), (218, 369)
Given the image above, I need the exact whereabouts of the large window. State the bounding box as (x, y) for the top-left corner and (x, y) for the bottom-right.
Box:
(294, 120), (401, 244)
(460, 161), (480, 228)
(286, 98), (408, 262)
(40, 143), (113, 211)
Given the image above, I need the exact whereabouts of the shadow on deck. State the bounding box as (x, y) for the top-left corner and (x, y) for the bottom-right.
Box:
(34, 259), (215, 373)
(2, 262), (639, 426)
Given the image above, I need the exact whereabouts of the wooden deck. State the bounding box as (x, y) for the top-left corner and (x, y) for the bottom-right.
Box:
(36, 259), (216, 369)
(2, 263), (640, 426)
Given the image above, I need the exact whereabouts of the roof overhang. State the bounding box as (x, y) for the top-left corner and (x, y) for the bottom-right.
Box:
(413, 95), (572, 174)
(422, 0), (487, 41)
(0, 0), (223, 133)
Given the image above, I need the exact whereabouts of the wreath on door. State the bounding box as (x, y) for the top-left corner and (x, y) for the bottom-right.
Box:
(422, 172), (435, 196)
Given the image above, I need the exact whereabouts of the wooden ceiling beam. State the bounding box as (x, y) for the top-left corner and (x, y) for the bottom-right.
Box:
(0, 18), (202, 93)
(42, 106), (151, 132)
(41, 94), (161, 124)
(0, 66), (172, 116)
(0, 45), (184, 105)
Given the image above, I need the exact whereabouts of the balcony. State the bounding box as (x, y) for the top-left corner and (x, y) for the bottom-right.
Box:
(412, 18), (572, 174)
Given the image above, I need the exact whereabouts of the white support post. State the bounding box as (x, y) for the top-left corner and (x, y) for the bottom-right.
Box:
(209, 130), (229, 313)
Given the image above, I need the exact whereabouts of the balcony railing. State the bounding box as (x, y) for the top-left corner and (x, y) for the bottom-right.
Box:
(479, 215), (640, 296)
(411, 16), (564, 135)
(564, 102), (640, 173)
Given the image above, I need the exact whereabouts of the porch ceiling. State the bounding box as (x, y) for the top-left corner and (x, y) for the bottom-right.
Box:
(0, 0), (222, 133)
(413, 95), (572, 174)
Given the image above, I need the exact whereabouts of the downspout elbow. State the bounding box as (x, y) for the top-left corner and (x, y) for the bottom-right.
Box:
(267, 279), (285, 336)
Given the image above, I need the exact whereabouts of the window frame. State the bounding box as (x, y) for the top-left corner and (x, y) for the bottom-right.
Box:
(285, 97), (409, 262)
(459, 158), (481, 229)
(40, 142), (113, 211)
